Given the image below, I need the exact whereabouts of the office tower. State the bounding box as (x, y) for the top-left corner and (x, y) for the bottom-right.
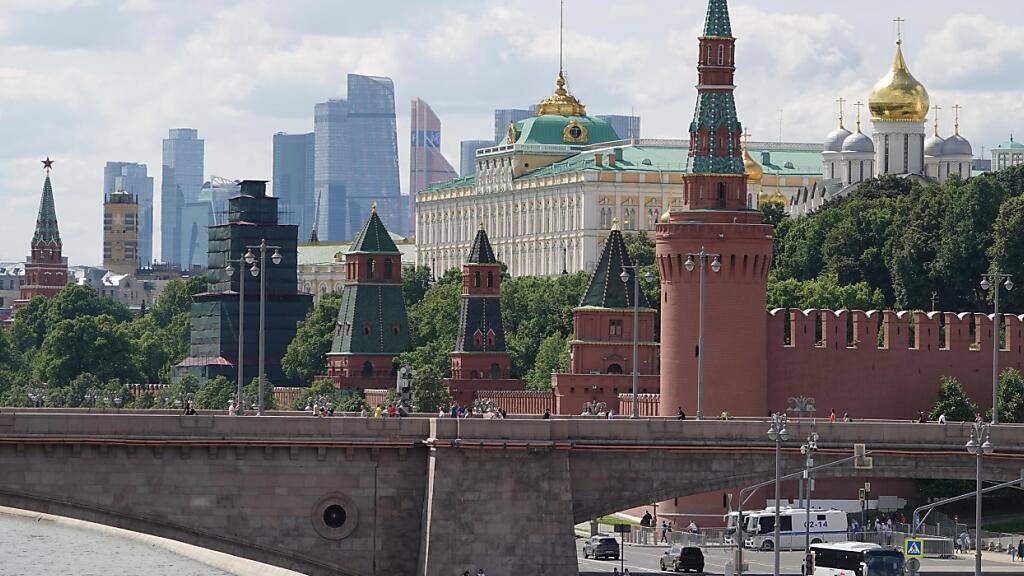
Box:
(273, 132), (315, 241)
(102, 190), (138, 275)
(596, 114), (641, 140)
(460, 140), (492, 177)
(409, 98), (457, 233)
(493, 108), (533, 144)
(161, 128), (204, 267)
(103, 162), (154, 266)
(314, 74), (403, 242)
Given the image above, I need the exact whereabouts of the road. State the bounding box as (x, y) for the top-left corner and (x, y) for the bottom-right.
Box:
(575, 539), (1024, 575)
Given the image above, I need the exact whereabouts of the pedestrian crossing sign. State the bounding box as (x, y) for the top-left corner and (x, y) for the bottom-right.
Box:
(905, 538), (924, 558)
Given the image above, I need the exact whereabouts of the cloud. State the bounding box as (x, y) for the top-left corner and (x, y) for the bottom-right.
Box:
(916, 14), (1024, 92)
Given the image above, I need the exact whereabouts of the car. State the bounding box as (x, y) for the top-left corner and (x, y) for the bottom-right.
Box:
(660, 545), (705, 572)
(582, 535), (620, 560)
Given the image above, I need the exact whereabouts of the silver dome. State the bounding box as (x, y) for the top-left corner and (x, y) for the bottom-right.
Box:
(841, 131), (874, 153)
(824, 127), (853, 152)
(942, 134), (972, 156)
(924, 133), (945, 157)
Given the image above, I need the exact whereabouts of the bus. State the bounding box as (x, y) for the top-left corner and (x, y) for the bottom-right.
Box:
(809, 542), (904, 576)
(740, 507), (848, 551)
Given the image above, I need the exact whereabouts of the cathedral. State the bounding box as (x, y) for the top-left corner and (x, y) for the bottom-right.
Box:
(790, 25), (974, 215)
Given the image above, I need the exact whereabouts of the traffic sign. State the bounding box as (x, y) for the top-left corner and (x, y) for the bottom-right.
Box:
(906, 557), (920, 573)
(614, 523), (632, 533)
(905, 538), (924, 558)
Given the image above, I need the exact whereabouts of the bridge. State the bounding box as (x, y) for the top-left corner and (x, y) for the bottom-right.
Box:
(1, 411), (1022, 576)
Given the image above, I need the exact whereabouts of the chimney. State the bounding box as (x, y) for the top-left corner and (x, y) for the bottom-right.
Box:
(614, 147), (624, 162)
(239, 180), (268, 198)
(761, 151), (771, 165)
(594, 153), (604, 166)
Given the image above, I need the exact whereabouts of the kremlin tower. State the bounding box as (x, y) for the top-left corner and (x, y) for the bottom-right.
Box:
(14, 158), (69, 312)
(656, 0), (772, 417)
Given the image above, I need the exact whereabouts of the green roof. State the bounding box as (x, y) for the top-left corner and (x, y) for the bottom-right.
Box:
(467, 227), (497, 264)
(580, 228), (651, 309)
(348, 209), (400, 254)
(512, 114), (619, 147)
(421, 173), (475, 194)
(298, 238), (415, 266)
(996, 137), (1024, 150)
(32, 174), (62, 247)
(753, 149), (823, 176)
(703, 0), (733, 37)
(331, 283), (412, 355)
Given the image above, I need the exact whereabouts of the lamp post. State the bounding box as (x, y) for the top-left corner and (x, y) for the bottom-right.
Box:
(801, 429), (819, 566)
(767, 413), (789, 576)
(245, 239), (282, 416)
(620, 265), (654, 418)
(980, 272), (1012, 424)
(224, 254), (250, 415)
(685, 247), (721, 420)
(966, 421), (993, 576)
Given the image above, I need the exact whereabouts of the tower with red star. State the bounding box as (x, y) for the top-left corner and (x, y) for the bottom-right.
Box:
(14, 158), (69, 311)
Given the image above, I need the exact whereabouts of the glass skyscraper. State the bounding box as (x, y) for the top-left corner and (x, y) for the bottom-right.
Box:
(596, 114), (641, 140)
(161, 128), (204, 267)
(314, 74), (402, 242)
(103, 162), (154, 266)
(273, 132), (315, 241)
(459, 140), (492, 177)
(409, 98), (457, 234)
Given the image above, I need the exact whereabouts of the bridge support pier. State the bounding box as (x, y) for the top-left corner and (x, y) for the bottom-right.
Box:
(418, 444), (577, 576)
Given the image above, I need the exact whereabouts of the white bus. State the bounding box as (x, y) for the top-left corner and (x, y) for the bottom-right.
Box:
(740, 507), (848, 551)
(809, 542), (904, 576)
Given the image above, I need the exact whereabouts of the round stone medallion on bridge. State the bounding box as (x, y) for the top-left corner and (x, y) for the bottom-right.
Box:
(311, 493), (359, 540)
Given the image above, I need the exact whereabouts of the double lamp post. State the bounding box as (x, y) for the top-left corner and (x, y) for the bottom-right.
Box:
(620, 264), (654, 418)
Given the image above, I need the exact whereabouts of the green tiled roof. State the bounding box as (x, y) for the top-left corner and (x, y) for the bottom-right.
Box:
(512, 114), (619, 146)
(331, 283), (412, 355)
(298, 233), (413, 266)
(703, 0), (733, 37)
(580, 228), (651, 309)
(32, 175), (62, 247)
(996, 137), (1024, 150)
(754, 149), (823, 176)
(421, 173), (475, 194)
(348, 209), (400, 254)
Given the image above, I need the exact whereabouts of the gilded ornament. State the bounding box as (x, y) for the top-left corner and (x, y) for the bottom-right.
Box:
(868, 42), (929, 122)
(535, 71), (587, 117)
(562, 119), (588, 144)
(506, 123), (518, 145)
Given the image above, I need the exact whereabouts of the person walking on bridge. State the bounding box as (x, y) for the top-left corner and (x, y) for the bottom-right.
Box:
(677, 406), (686, 420)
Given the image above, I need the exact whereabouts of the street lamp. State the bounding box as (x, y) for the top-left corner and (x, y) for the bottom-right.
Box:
(980, 272), (1012, 424)
(801, 430), (819, 567)
(245, 239), (282, 416)
(685, 247), (721, 420)
(966, 421), (993, 576)
(620, 265), (654, 418)
(224, 253), (251, 416)
(767, 413), (789, 576)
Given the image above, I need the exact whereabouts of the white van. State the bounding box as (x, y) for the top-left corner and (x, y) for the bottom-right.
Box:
(809, 541), (904, 576)
(742, 507), (848, 551)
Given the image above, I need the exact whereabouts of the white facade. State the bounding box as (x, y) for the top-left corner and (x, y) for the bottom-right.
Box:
(873, 121), (926, 177)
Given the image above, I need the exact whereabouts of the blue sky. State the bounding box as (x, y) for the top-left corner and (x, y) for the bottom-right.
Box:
(1, 0), (1021, 265)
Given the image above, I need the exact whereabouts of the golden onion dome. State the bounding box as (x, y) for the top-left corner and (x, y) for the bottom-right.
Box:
(868, 42), (929, 123)
(535, 71), (587, 117)
(759, 188), (787, 207)
(743, 148), (763, 183)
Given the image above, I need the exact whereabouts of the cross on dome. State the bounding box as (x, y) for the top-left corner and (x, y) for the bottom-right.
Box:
(894, 16), (905, 45)
(836, 97), (847, 128)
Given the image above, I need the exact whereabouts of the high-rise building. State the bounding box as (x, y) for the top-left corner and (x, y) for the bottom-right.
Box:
(596, 114), (641, 140)
(273, 132), (315, 242)
(161, 128), (204, 267)
(459, 140), (492, 177)
(104, 162), (154, 266)
(493, 108), (533, 144)
(409, 98), (457, 234)
(314, 74), (403, 242)
(14, 160), (68, 313)
(103, 190), (139, 275)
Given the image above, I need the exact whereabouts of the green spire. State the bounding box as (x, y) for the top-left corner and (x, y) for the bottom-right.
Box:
(467, 224), (497, 264)
(32, 174), (62, 248)
(580, 227), (651, 309)
(703, 0), (733, 37)
(348, 206), (399, 254)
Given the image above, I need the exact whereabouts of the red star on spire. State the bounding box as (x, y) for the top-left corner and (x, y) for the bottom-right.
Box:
(42, 157), (54, 172)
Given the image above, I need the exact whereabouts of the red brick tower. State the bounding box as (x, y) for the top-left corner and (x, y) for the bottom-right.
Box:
(657, 0), (773, 417)
(14, 158), (68, 312)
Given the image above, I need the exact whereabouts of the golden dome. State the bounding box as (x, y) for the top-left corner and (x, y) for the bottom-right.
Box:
(868, 42), (929, 123)
(535, 71), (587, 117)
(743, 148), (763, 183)
(759, 188), (787, 207)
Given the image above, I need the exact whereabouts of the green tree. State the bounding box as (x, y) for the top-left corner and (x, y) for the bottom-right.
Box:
(397, 337), (454, 380)
(409, 365), (452, 412)
(524, 331), (569, 390)
(45, 284), (132, 326)
(929, 376), (977, 422)
(196, 375), (236, 410)
(760, 202), (787, 228)
(766, 273), (885, 311)
(996, 368), (1024, 423)
(291, 378), (368, 412)
(151, 276), (208, 327)
(35, 315), (139, 386)
(622, 230), (655, 267)
(282, 291), (342, 384)
(988, 195), (1024, 311)
(402, 265), (433, 307)
(244, 376), (277, 411)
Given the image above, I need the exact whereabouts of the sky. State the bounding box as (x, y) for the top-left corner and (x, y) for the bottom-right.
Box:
(1, 0), (1022, 266)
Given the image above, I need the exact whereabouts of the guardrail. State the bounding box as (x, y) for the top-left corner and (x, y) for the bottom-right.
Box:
(614, 526), (730, 548)
(852, 531), (954, 558)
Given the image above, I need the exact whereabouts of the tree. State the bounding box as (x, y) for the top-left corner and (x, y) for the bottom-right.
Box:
(409, 365), (452, 412)
(282, 291), (341, 384)
(622, 230), (655, 267)
(244, 376), (277, 411)
(35, 314), (139, 386)
(397, 337), (454, 380)
(292, 378), (367, 412)
(151, 276), (208, 327)
(988, 195), (1024, 311)
(524, 331), (569, 390)
(929, 376), (977, 422)
(402, 265), (433, 307)
(766, 273), (885, 311)
(196, 376), (236, 410)
(760, 202), (787, 228)
(45, 284), (132, 326)
(996, 368), (1024, 424)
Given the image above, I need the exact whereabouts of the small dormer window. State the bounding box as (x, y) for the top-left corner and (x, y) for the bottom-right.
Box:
(568, 125), (582, 139)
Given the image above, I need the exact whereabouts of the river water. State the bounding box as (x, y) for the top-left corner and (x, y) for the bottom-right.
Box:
(0, 513), (234, 576)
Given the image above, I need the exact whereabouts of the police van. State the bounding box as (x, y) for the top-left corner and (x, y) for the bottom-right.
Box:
(739, 507), (848, 551)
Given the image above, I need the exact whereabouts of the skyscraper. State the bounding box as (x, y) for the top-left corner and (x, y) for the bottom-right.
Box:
(459, 140), (492, 177)
(314, 74), (403, 242)
(103, 162), (154, 266)
(273, 132), (315, 241)
(409, 98), (457, 234)
(102, 190), (138, 275)
(493, 108), (533, 144)
(161, 128), (204, 267)
(596, 114), (641, 140)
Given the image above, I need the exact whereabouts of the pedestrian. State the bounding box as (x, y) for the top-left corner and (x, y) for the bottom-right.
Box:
(387, 404), (396, 417)
(975, 413), (983, 424)
(641, 510), (653, 528)
(438, 407), (445, 418)
(688, 520), (699, 534)
(677, 406), (686, 420)
(373, 404), (383, 418)
(661, 520), (669, 543)
(843, 412), (851, 422)
(937, 412), (947, 424)
(500, 408), (508, 419)
(543, 408), (551, 419)
(916, 410), (927, 423)
(227, 398), (235, 415)
(829, 408), (836, 423)
(607, 409), (615, 420)
(476, 569), (486, 576)
(1017, 539), (1023, 562)
(623, 570), (630, 575)
(612, 568), (620, 576)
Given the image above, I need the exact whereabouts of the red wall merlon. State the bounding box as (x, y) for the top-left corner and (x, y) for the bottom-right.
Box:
(767, 309), (1024, 420)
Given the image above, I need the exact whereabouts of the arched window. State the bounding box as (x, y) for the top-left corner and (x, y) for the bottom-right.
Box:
(367, 258), (375, 279)
(717, 44), (725, 65)
(361, 361), (373, 378)
(490, 363), (501, 379)
(474, 271), (481, 287)
(487, 329), (496, 347)
(607, 363), (624, 375)
(383, 258), (393, 279)
(487, 271), (494, 288)
(706, 45), (712, 64)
